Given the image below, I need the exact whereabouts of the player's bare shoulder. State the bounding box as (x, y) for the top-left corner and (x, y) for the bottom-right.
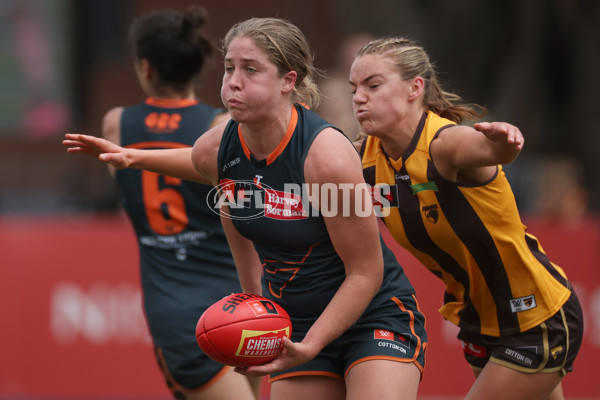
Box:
(305, 127), (363, 185)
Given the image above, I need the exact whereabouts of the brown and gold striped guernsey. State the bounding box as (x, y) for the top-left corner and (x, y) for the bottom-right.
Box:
(361, 111), (571, 337)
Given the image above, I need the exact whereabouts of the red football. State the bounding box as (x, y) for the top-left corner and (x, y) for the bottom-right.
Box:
(195, 293), (292, 367)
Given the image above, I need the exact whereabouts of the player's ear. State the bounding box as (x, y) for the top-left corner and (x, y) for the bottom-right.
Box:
(282, 70), (297, 94)
(408, 76), (424, 101)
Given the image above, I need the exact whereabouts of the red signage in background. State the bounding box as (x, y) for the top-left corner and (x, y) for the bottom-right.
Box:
(0, 215), (598, 399)
(0, 216), (168, 399)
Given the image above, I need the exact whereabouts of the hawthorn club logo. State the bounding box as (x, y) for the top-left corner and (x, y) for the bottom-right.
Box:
(422, 204), (439, 223)
(206, 178), (392, 220)
(509, 295), (537, 312)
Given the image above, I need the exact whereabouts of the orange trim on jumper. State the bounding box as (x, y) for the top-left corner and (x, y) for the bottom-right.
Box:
(145, 97), (198, 108)
(269, 370), (343, 383)
(264, 267), (300, 299)
(237, 106), (298, 166)
(125, 141), (190, 149)
(263, 242), (319, 265)
(262, 242), (318, 298)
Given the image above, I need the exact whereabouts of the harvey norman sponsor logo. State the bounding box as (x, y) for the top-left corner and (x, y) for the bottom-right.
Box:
(206, 179), (393, 220)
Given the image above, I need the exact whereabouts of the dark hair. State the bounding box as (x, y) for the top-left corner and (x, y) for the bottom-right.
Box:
(128, 6), (213, 89)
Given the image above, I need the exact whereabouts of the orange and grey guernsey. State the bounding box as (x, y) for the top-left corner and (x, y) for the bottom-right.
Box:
(361, 111), (572, 337)
(116, 98), (241, 346)
(218, 104), (416, 323)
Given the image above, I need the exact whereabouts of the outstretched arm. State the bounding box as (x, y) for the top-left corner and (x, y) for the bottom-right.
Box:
(431, 121), (524, 183)
(473, 121), (524, 156)
(63, 133), (211, 184)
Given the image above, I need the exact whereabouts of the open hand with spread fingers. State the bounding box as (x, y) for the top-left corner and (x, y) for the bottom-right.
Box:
(63, 133), (132, 169)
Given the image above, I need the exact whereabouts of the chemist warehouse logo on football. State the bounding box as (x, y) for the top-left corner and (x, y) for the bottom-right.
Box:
(234, 299), (289, 358)
(235, 327), (290, 358)
(374, 329), (411, 354)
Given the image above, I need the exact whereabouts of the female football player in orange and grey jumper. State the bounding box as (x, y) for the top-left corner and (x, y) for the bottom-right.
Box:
(351, 37), (583, 400)
(63, 19), (527, 400)
(98, 7), (260, 400)
(65, 17), (428, 400)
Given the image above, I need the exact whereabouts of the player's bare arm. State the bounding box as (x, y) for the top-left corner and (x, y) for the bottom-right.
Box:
(304, 128), (383, 348)
(63, 133), (208, 183)
(220, 211), (263, 295)
(431, 122), (523, 183)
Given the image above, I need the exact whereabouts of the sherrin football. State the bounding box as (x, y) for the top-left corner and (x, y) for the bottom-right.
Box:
(195, 293), (292, 367)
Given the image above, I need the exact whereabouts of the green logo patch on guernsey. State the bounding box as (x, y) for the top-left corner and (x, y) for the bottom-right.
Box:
(410, 181), (438, 194)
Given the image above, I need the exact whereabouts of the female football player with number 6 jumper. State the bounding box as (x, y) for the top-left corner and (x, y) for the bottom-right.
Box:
(64, 17), (427, 400)
(99, 7), (260, 400)
(350, 37), (584, 400)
